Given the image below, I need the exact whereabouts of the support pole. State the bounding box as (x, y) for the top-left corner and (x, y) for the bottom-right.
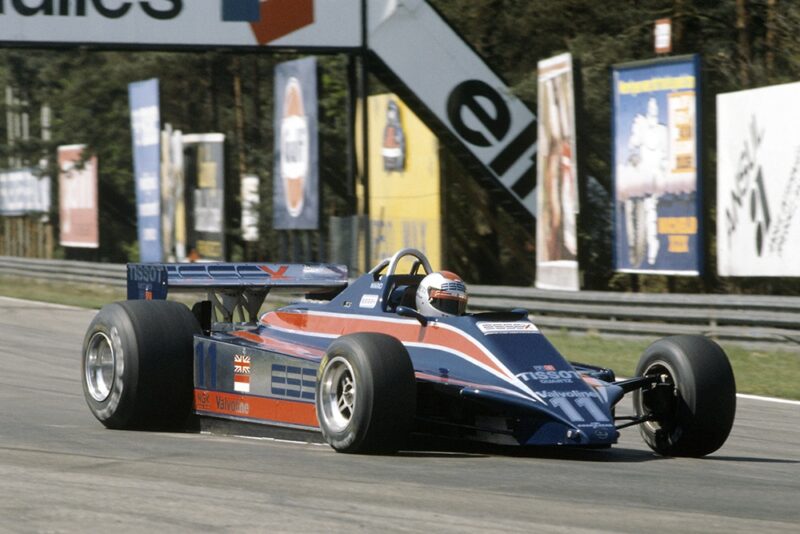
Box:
(360, 0), (370, 272)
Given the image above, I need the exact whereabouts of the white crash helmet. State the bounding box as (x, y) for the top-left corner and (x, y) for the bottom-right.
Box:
(415, 271), (468, 317)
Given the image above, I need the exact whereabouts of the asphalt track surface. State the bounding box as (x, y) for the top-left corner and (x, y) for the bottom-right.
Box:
(0, 297), (798, 533)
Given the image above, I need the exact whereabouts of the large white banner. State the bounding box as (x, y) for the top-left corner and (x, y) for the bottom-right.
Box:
(717, 82), (800, 277)
(0, 0), (361, 49)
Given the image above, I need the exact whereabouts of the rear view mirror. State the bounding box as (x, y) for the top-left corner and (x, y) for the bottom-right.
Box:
(396, 305), (428, 326)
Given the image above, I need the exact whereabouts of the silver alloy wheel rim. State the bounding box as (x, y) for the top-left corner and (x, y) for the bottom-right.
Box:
(637, 359), (677, 434)
(319, 356), (356, 432)
(85, 332), (115, 402)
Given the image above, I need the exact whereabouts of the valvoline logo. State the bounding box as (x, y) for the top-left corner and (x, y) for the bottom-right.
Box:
(222, 0), (314, 45)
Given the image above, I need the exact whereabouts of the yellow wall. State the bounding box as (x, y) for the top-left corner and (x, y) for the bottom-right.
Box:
(362, 94), (442, 269)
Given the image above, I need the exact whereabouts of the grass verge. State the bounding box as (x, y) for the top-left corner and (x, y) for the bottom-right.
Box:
(546, 330), (800, 401)
(2, 275), (798, 400)
(0, 276), (125, 309)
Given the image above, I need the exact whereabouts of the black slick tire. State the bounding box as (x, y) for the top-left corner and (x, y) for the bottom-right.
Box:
(316, 333), (416, 453)
(633, 335), (736, 457)
(82, 300), (201, 430)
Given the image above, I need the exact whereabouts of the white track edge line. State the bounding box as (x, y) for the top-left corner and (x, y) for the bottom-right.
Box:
(736, 393), (800, 406)
(0, 295), (89, 311)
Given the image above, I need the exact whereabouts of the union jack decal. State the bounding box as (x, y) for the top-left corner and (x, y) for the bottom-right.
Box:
(234, 354), (251, 374)
(234, 354), (251, 393)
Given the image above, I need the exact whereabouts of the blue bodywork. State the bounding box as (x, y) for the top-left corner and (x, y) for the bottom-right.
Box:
(128, 250), (625, 447)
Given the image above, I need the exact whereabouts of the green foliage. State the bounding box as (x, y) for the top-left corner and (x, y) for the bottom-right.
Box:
(432, 0), (800, 294)
(0, 49), (352, 263)
(2, 2), (800, 292)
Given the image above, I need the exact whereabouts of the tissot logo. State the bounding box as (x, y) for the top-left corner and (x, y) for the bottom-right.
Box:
(0, 0), (183, 20)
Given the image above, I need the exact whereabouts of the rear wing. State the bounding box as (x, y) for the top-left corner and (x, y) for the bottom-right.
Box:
(127, 262), (348, 323)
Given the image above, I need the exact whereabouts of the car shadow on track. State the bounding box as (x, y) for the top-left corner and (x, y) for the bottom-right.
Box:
(400, 434), (661, 463)
(193, 418), (662, 462)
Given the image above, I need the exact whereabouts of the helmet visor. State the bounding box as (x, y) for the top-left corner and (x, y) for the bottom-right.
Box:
(429, 294), (467, 316)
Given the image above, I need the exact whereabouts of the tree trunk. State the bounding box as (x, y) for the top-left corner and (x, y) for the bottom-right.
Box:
(766, 0), (777, 76)
(673, 0), (686, 54)
(736, 0), (751, 86)
(233, 56), (246, 179)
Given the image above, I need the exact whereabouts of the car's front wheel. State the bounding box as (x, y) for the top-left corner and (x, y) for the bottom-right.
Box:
(316, 333), (416, 453)
(633, 335), (736, 457)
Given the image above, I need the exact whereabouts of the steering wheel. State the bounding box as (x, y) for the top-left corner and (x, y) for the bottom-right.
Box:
(369, 248), (433, 278)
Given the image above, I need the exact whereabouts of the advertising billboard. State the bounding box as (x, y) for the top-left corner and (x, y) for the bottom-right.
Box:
(0, 0), (361, 49)
(129, 78), (162, 262)
(58, 145), (98, 248)
(184, 134), (226, 261)
(273, 57), (318, 230)
(365, 93), (442, 268)
(612, 55), (701, 275)
(717, 82), (800, 276)
(161, 126), (186, 261)
(0, 169), (50, 215)
(1, 1), (540, 220)
(535, 53), (579, 291)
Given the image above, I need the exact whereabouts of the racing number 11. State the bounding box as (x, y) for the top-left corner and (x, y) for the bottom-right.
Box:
(195, 342), (217, 389)
(549, 397), (610, 423)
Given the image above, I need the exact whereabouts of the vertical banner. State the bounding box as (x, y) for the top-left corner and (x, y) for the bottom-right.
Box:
(717, 82), (800, 276)
(612, 55), (701, 275)
(364, 93), (442, 268)
(241, 174), (260, 242)
(171, 129), (187, 261)
(57, 145), (98, 248)
(183, 133), (226, 261)
(129, 78), (162, 262)
(535, 53), (580, 291)
(273, 57), (319, 230)
(161, 125), (186, 261)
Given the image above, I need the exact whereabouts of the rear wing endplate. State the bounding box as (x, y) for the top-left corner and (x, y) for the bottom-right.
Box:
(127, 262), (348, 323)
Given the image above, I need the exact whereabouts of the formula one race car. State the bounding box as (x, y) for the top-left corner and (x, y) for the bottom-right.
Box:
(82, 248), (736, 457)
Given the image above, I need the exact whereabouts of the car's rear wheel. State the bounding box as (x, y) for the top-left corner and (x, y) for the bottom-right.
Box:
(82, 300), (200, 430)
(633, 335), (736, 457)
(316, 333), (416, 453)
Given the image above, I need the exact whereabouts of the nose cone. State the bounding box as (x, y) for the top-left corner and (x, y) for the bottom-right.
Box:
(519, 420), (618, 446)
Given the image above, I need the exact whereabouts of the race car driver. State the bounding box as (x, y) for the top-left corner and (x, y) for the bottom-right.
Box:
(415, 271), (468, 317)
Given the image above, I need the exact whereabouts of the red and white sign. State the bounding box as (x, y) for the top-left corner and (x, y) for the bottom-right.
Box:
(58, 144), (99, 248)
(233, 354), (251, 393)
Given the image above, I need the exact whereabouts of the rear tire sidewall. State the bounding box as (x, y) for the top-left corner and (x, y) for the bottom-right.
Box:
(633, 335), (736, 457)
(82, 303), (139, 429)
